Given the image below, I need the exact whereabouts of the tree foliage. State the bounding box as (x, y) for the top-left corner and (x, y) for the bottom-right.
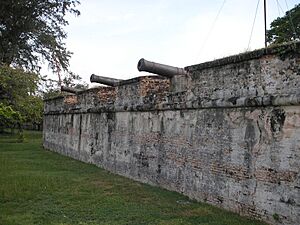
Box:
(0, 0), (86, 132)
(0, 0), (80, 73)
(0, 66), (43, 126)
(0, 103), (23, 131)
(267, 4), (300, 45)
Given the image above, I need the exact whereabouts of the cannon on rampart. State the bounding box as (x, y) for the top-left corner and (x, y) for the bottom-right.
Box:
(90, 74), (123, 87)
(137, 58), (188, 78)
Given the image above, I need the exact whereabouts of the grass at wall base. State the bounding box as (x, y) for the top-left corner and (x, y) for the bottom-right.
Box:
(0, 131), (266, 225)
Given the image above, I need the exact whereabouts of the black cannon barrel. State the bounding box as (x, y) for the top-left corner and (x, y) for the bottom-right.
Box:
(61, 86), (81, 94)
(137, 58), (188, 78)
(90, 74), (123, 87)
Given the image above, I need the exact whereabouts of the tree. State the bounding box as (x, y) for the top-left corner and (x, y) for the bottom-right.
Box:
(0, 0), (80, 73)
(0, 0), (86, 134)
(267, 4), (300, 45)
(0, 103), (23, 132)
(0, 66), (43, 127)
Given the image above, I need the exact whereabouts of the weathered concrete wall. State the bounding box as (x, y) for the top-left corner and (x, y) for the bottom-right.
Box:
(43, 42), (300, 225)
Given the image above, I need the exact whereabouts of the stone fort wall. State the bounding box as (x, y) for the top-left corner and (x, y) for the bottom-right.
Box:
(43, 42), (300, 225)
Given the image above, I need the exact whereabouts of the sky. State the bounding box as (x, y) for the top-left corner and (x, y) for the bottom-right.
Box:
(49, 0), (300, 84)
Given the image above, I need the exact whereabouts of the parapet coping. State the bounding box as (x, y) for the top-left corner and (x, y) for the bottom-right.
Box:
(185, 41), (300, 72)
(44, 93), (300, 115)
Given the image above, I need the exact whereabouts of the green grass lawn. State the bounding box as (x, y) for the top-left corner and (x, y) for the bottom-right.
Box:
(0, 130), (266, 225)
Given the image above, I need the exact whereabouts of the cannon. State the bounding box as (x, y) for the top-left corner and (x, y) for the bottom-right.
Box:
(137, 58), (188, 78)
(90, 74), (123, 87)
(61, 86), (81, 94)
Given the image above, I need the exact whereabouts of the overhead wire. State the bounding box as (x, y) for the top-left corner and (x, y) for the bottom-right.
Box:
(275, 0), (284, 16)
(247, 0), (261, 50)
(198, 0), (227, 60)
(284, 0), (297, 41)
(197, 0), (296, 61)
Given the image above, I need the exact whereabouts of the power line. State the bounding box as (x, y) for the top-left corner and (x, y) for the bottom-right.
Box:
(198, 0), (227, 59)
(247, 0), (261, 50)
(284, 0), (297, 41)
(276, 0), (286, 14)
(264, 0), (267, 48)
(275, 0), (284, 16)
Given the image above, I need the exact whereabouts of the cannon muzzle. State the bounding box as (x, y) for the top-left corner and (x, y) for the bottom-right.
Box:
(61, 86), (81, 94)
(137, 58), (188, 78)
(90, 74), (123, 87)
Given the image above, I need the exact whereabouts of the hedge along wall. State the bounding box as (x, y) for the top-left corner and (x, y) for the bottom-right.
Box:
(43, 42), (300, 225)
